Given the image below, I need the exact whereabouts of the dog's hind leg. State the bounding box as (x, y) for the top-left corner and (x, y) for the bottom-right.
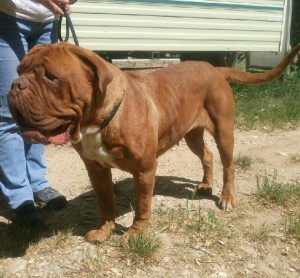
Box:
(184, 128), (214, 195)
(203, 83), (236, 210)
(213, 122), (235, 211)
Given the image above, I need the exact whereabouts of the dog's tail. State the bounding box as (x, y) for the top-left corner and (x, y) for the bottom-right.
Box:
(218, 44), (300, 84)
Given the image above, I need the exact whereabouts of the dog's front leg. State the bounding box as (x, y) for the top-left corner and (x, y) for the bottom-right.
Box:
(123, 163), (157, 240)
(83, 160), (116, 243)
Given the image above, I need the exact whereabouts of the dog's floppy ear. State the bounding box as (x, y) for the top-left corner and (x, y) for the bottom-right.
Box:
(69, 44), (113, 94)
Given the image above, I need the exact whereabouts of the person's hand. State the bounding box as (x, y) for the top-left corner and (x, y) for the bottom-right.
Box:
(36, 0), (71, 15)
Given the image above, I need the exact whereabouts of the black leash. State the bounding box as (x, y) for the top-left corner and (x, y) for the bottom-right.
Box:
(58, 0), (79, 46)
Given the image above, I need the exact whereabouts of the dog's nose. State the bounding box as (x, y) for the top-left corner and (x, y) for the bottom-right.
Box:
(11, 79), (27, 91)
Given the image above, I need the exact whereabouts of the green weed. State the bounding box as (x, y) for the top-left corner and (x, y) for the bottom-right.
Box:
(286, 212), (300, 240)
(119, 233), (162, 261)
(51, 228), (74, 248)
(290, 153), (300, 163)
(234, 154), (254, 169)
(156, 204), (224, 245)
(257, 172), (300, 205)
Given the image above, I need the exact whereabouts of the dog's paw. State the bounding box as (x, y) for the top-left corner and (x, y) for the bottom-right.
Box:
(85, 229), (109, 243)
(219, 194), (235, 211)
(121, 227), (147, 242)
(84, 221), (115, 244)
(197, 183), (213, 196)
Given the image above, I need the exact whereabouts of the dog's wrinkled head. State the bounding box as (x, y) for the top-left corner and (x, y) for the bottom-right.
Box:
(8, 42), (113, 145)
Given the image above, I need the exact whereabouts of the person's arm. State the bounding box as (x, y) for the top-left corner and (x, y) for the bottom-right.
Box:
(35, 0), (71, 15)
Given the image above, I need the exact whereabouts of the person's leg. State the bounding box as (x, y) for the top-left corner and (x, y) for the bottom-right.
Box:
(0, 12), (34, 209)
(0, 121), (46, 226)
(0, 12), (44, 226)
(25, 143), (49, 194)
(0, 120), (34, 209)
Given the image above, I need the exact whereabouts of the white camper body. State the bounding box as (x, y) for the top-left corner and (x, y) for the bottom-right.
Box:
(62, 0), (293, 67)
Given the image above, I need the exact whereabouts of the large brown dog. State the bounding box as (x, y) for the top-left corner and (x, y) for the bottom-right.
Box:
(8, 42), (300, 243)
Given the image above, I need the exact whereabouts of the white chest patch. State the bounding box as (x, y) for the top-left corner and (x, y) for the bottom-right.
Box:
(80, 126), (119, 168)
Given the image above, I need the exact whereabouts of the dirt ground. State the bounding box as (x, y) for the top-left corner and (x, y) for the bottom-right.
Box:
(0, 127), (300, 277)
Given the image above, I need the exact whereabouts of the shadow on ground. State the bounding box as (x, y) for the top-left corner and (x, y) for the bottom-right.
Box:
(0, 175), (219, 258)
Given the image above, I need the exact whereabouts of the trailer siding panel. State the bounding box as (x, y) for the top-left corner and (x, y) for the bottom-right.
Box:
(62, 0), (289, 52)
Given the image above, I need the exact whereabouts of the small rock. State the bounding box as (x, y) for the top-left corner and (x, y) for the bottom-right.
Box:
(7, 258), (27, 274)
(111, 267), (119, 274)
(162, 256), (171, 263)
(181, 269), (191, 276)
(241, 245), (258, 258)
(85, 244), (99, 260)
(277, 151), (288, 157)
(148, 266), (166, 273)
(209, 272), (228, 278)
(281, 247), (289, 256)
(247, 263), (256, 269)
(217, 272), (228, 277)
(218, 240), (226, 246)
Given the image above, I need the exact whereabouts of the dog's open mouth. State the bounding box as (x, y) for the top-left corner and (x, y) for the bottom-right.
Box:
(20, 120), (73, 145)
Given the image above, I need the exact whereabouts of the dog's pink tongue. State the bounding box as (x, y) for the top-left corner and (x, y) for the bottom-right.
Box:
(48, 123), (72, 145)
(49, 132), (70, 145)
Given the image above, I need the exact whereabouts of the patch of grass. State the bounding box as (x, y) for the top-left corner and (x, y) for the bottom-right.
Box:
(286, 212), (300, 240)
(254, 223), (272, 243)
(257, 173), (300, 241)
(233, 77), (300, 129)
(186, 209), (220, 236)
(51, 228), (74, 248)
(290, 153), (300, 163)
(234, 154), (254, 169)
(119, 233), (162, 262)
(25, 228), (75, 255)
(156, 204), (224, 245)
(156, 204), (186, 232)
(257, 172), (300, 206)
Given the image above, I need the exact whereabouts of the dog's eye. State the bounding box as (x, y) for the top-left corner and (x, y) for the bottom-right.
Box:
(45, 70), (58, 81)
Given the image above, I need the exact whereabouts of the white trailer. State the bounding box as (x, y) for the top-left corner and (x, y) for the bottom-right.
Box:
(62, 0), (293, 68)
